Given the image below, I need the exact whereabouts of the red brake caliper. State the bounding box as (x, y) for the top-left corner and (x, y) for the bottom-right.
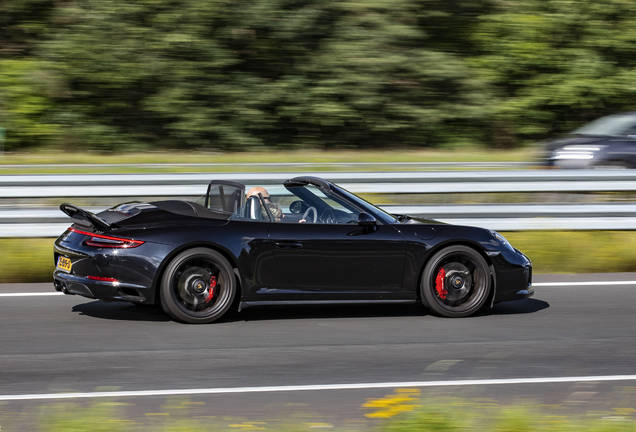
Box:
(205, 276), (217, 302)
(435, 267), (447, 300)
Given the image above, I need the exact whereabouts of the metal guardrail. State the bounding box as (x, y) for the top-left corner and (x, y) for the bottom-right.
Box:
(1, 203), (636, 237)
(1, 170), (636, 236)
(3, 170), (636, 197)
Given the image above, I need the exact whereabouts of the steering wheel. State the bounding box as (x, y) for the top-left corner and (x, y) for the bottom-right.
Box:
(302, 206), (318, 223)
(320, 209), (337, 224)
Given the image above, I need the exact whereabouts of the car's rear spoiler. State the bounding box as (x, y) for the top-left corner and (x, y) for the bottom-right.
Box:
(59, 203), (111, 231)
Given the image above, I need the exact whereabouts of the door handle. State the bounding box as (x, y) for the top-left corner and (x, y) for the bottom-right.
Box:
(275, 242), (303, 249)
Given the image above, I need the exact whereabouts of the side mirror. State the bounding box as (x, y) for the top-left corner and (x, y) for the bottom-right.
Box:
(357, 212), (377, 228)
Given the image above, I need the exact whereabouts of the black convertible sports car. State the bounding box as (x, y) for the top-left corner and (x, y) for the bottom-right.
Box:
(53, 176), (533, 323)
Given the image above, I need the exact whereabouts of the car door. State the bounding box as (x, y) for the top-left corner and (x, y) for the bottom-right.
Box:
(223, 195), (299, 300)
(269, 222), (406, 293)
(267, 181), (406, 294)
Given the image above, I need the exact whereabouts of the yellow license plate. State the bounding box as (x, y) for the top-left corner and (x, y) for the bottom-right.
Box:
(57, 256), (72, 272)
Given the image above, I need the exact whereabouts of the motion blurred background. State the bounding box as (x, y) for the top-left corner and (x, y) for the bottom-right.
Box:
(2, 0), (636, 152)
(2, 0), (636, 282)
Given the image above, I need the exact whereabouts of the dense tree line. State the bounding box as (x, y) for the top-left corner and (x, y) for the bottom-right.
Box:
(1, 0), (636, 152)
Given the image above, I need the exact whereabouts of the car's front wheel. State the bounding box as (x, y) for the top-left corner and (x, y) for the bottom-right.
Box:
(160, 248), (236, 323)
(420, 245), (491, 318)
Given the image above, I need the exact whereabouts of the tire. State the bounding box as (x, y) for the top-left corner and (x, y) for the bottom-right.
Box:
(420, 245), (491, 318)
(160, 248), (236, 323)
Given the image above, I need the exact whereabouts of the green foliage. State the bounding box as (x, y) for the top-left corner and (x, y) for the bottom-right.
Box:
(472, 0), (636, 145)
(4, 0), (636, 151)
(490, 406), (540, 432)
(40, 403), (130, 432)
(0, 0), (54, 58)
(35, 0), (492, 151)
(21, 398), (636, 432)
(298, 0), (491, 148)
(1, 0), (493, 151)
(38, 1), (246, 151)
(382, 403), (470, 431)
(0, 59), (60, 149)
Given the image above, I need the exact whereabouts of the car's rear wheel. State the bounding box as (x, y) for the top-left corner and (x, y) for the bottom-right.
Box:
(160, 248), (236, 323)
(420, 245), (491, 318)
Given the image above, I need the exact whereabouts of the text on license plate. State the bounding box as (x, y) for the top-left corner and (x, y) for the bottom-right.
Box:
(57, 256), (72, 272)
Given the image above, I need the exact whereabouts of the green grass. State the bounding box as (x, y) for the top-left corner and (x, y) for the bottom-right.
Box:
(2, 397), (635, 432)
(502, 231), (636, 274)
(382, 400), (636, 432)
(3, 231), (635, 284)
(0, 148), (537, 174)
(0, 238), (55, 283)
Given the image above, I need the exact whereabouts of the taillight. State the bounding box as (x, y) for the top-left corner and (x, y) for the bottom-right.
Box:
(70, 228), (145, 249)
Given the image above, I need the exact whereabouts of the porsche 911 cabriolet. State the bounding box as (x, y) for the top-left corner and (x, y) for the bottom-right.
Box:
(53, 176), (533, 323)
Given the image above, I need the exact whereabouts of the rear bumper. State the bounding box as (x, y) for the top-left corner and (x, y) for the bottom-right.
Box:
(53, 228), (174, 304)
(53, 270), (152, 304)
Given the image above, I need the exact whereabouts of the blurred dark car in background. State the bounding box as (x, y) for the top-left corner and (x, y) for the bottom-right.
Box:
(544, 112), (636, 169)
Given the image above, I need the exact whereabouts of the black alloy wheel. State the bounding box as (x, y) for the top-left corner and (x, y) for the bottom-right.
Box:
(420, 245), (491, 318)
(160, 248), (236, 323)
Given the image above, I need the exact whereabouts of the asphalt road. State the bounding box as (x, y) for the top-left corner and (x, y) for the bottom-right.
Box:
(2, 274), (636, 429)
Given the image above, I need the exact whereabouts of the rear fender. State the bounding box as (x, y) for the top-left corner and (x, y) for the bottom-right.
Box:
(151, 242), (244, 306)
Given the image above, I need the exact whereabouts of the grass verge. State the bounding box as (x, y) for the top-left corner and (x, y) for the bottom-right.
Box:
(1, 231), (635, 284)
(0, 148), (535, 174)
(1, 397), (635, 432)
(502, 231), (636, 274)
(0, 238), (56, 283)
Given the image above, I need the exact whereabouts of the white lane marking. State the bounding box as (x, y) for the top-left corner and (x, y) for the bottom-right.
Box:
(533, 281), (636, 287)
(2, 375), (636, 401)
(0, 292), (65, 297)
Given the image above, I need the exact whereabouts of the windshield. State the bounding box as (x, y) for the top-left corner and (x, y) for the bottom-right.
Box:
(573, 114), (636, 136)
(331, 185), (397, 224)
(228, 180), (398, 225)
